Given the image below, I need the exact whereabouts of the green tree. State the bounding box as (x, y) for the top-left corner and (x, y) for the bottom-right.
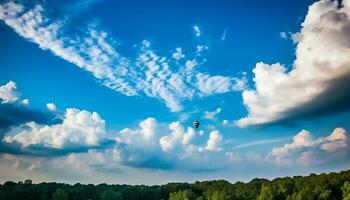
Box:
(100, 189), (122, 200)
(211, 190), (228, 200)
(318, 189), (332, 200)
(169, 189), (196, 200)
(51, 188), (68, 200)
(342, 181), (350, 200)
(257, 185), (274, 200)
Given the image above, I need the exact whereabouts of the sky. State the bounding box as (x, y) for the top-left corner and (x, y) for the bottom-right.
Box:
(0, 0), (350, 185)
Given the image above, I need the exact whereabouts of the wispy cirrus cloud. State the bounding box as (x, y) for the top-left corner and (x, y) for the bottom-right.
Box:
(0, 1), (246, 112)
(232, 137), (290, 149)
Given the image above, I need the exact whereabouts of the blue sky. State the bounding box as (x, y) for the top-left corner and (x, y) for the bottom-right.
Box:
(0, 0), (350, 184)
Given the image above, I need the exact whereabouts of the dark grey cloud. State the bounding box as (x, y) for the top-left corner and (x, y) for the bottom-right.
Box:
(260, 72), (350, 127)
(0, 102), (63, 154)
(236, 0), (350, 127)
(0, 102), (61, 135)
(121, 155), (175, 170)
(0, 134), (116, 156)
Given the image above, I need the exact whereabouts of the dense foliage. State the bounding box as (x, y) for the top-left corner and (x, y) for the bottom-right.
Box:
(1, 169), (350, 200)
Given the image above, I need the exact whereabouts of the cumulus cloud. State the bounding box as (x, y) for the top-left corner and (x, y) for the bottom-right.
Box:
(3, 108), (109, 150)
(0, 1), (245, 112)
(236, 0), (350, 127)
(0, 81), (20, 104)
(0, 81), (29, 106)
(204, 108), (222, 120)
(270, 128), (348, 166)
(46, 103), (56, 111)
(0, 80), (228, 170)
(116, 117), (158, 146)
(201, 130), (223, 152)
(159, 122), (195, 152)
(114, 117), (226, 169)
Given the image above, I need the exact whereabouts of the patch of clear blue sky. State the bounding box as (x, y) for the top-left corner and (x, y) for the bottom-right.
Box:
(2, 0), (349, 157)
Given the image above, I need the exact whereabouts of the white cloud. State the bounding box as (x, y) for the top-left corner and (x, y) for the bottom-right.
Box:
(233, 137), (290, 149)
(204, 107), (222, 120)
(193, 25), (201, 37)
(222, 119), (239, 127)
(113, 117), (229, 170)
(0, 81), (20, 103)
(196, 73), (247, 95)
(0, 81), (30, 106)
(201, 130), (223, 152)
(3, 108), (107, 149)
(136, 42), (246, 112)
(46, 103), (57, 111)
(236, 0), (350, 127)
(115, 116), (231, 168)
(280, 31), (287, 39)
(198, 130), (204, 136)
(270, 128), (348, 166)
(22, 99), (29, 105)
(172, 47), (185, 60)
(0, 2), (245, 112)
(225, 151), (241, 162)
(116, 117), (158, 146)
(0, 84), (227, 170)
(159, 122), (195, 152)
(196, 45), (208, 54)
(0, 2), (137, 96)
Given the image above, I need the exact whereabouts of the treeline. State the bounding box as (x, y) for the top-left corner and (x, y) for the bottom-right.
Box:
(1, 169), (350, 200)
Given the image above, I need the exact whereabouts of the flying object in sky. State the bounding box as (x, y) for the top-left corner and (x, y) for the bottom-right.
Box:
(193, 121), (200, 129)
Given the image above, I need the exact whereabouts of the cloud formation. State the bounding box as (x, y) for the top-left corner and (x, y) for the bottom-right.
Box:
(0, 1), (246, 112)
(0, 81), (58, 134)
(204, 108), (222, 120)
(0, 81), (228, 169)
(193, 25), (201, 37)
(159, 122), (195, 152)
(270, 128), (348, 166)
(0, 81), (20, 104)
(3, 108), (110, 150)
(116, 117), (224, 169)
(201, 130), (223, 152)
(236, 0), (350, 127)
(46, 103), (57, 112)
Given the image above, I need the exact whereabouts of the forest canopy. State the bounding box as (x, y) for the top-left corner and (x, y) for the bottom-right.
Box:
(1, 169), (350, 200)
